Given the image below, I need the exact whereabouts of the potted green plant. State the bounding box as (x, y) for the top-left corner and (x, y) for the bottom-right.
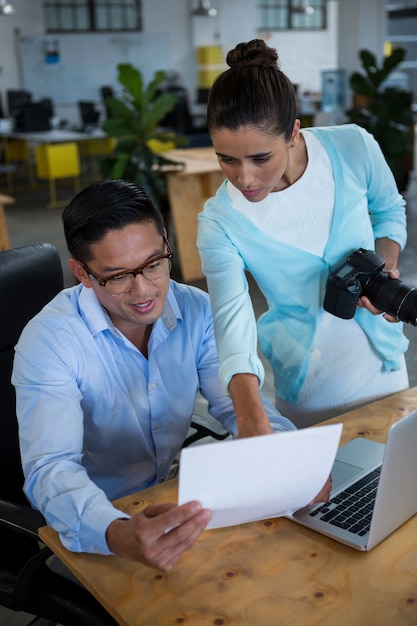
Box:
(100, 63), (185, 207)
(346, 47), (414, 192)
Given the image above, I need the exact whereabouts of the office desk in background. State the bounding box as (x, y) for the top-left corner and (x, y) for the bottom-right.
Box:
(0, 128), (107, 145)
(162, 147), (224, 282)
(0, 129), (113, 207)
(39, 387), (417, 626)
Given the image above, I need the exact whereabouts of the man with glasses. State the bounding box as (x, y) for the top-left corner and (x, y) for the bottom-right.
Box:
(13, 179), (296, 571)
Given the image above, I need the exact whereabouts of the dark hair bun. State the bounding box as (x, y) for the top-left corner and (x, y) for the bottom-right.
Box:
(226, 39), (279, 69)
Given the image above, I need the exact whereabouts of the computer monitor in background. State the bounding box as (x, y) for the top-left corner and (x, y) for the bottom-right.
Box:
(7, 90), (32, 118)
(15, 102), (51, 132)
(78, 101), (100, 130)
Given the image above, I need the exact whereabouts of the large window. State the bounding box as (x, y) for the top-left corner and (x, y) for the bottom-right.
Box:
(44, 0), (142, 33)
(257, 0), (326, 31)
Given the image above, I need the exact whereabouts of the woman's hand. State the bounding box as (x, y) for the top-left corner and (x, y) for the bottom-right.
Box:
(357, 268), (401, 323)
(310, 475), (332, 504)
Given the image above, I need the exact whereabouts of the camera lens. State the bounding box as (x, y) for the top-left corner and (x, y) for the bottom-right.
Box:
(364, 272), (417, 326)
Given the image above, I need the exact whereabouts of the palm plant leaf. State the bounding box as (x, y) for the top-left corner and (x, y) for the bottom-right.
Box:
(99, 63), (185, 207)
(346, 47), (413, 191)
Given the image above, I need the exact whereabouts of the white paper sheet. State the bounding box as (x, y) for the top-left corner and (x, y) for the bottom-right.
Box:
(178, 423), (343, 529)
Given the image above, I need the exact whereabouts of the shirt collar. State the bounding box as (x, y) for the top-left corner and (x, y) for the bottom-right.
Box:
(162, 285), (182, 331)
(78, 286), (113, 335)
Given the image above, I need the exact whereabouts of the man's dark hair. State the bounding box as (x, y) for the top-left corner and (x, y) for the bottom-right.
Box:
(62, 179), (165, 263)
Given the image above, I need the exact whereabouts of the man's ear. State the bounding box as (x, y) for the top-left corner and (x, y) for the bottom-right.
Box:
(68, 258), (93, 287)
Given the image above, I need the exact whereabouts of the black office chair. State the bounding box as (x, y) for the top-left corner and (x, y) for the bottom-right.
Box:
(158, 85), (211, 147)
(40, 97), (54, 120)
(0, 243), (117, 626)
(100, 86), (115, 120)
(6, 90), (32, 119)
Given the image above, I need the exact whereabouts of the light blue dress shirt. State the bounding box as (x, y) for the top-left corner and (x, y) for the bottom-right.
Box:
(13, 280), (294, 554)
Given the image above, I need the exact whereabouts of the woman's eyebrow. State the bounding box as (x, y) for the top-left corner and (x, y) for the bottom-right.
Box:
(216, 150), (273, 158)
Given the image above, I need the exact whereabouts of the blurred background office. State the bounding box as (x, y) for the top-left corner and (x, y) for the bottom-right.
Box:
(0, 0), (415, 130)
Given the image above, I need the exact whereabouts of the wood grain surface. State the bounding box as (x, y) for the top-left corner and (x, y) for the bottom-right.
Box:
(39, 388), (417, 625)
(160, 146), (224, 282)
(0, 193), (14, 250)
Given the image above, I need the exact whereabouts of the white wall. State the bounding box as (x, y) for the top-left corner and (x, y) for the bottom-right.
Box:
(0, 1), (44, 98)
(0, 0), (387, 122)
(337, 0), (387, 82)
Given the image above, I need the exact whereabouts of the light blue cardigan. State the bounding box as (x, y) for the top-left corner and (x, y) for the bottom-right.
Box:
(197, 125), (409, 403)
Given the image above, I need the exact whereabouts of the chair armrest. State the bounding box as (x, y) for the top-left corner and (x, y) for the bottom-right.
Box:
(184, 419), (231, 447)
(0, 499), (46, 540)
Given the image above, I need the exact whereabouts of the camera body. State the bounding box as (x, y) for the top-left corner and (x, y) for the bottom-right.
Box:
(324, 248), (417, 326)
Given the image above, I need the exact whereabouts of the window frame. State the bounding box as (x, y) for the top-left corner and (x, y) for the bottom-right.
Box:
(43, 0), (142, 33)
(257, 0), (327, 31)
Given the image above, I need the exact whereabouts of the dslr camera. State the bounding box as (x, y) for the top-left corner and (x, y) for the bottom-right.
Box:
(324, 248), (417, 326)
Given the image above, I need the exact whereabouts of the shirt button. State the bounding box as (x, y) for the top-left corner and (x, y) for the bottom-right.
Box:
(155, 423), (161, 430)
(150, 383), (157, 390)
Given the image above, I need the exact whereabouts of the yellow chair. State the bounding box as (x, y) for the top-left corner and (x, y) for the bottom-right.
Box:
(35, 142), (81, 209)
(147, 138), (176, 153)
(78, 137), (117, 182)
(6, 139), (29, 162)
(78, 136), (116, 158)
(1, 139), (35, 192)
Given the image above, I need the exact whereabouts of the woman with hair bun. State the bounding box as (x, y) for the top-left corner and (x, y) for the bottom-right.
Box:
(197, 39), (409, 434)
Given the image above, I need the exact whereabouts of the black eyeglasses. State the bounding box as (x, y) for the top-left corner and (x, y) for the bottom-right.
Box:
(81, 237), (173, 296)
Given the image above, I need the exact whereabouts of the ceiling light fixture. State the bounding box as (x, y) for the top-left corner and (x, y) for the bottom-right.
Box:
(0, 0), (16, 15)
(191, 0), (217, 17)
(291, 1), (315, 15)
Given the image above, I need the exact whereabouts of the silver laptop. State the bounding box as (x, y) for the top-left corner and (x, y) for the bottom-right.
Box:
(289, 409), (417, 551)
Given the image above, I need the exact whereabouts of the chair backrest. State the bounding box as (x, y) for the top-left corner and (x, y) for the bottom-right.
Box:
(100, 85), (114, 119)
(78, 100), (100, 129)
(158, 85), (194, 135)
(0, 244), (64, 503)
(6, 89), (32, 118)
(40, 97), (54, 119)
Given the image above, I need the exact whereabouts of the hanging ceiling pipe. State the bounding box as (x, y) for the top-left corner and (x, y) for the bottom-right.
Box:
(191, 0), (217, 17)
(291, 1), (315, 15)
(0, 0), (16, 15)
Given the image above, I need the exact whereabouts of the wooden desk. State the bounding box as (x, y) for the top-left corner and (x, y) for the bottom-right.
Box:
(162, 147), (224, 282)
(0, 128), (107, 144)
(0, 192), (14, 250)
(39, 388), (417, 626)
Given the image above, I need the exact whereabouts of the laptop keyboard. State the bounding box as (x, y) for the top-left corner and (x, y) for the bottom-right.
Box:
(309, 466), (382, 536)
